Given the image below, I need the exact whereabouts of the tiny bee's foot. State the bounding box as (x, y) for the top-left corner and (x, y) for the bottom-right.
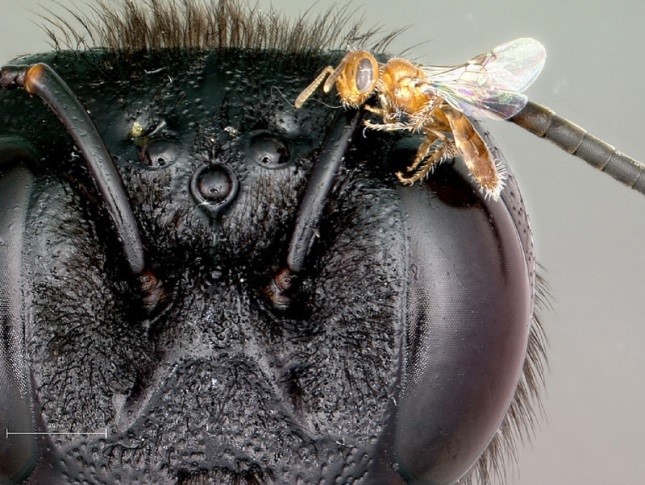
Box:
(396, 164), (432, 185)
(396, 145), (446, 185)
(404, 152), (427, 173)
(363, 119), (411, 132)
(478, 178), (503, 200)
(404, 137), (437, 173)
(395, 171), (417, 185)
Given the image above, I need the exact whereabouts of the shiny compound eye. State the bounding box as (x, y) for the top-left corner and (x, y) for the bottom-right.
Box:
(190, 163), (239, 216)
(246, 130), (290, 169)
(139, 139), (177, 169)
(338, 51), (379, 106)
(356, 57), (376, 93)
(349, 52), (378, 96)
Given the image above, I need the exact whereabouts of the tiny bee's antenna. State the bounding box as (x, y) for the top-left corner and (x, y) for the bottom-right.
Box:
(294, 66), (336, 108)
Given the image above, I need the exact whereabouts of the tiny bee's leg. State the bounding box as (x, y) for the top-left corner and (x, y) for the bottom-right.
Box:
(294, 66), (335, 108)
(404, 130), (441, 173)
(396, 140), (450, 185)
(442, 107), (503, 199)
(363, 104), (388, 117)
(363, 119), (414, 132)
(361, 103), (410, 131)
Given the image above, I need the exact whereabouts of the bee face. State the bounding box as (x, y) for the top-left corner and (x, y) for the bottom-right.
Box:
(335, 50), (379, 107)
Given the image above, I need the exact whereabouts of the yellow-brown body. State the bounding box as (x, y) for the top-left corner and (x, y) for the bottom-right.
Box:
(295, 50), (503, 199)
(378, 58), (432, 120)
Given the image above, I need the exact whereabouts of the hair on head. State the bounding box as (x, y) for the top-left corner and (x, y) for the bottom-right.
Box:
(41, 0), (401, 55)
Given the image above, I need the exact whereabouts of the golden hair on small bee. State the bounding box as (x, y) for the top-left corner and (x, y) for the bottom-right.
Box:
(296, 38), (549, 201)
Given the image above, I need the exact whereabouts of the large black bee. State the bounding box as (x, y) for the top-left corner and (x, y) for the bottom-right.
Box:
(1, 1), (642, 483)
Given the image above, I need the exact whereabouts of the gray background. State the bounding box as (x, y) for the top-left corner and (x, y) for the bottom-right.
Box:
(1, 1), (644, 483)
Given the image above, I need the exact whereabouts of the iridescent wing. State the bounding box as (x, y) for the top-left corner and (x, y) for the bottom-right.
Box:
(418, 38), (546, 120)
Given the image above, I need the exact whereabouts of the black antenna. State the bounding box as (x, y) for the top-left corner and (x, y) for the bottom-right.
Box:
(0, 63), (145, 274)
(266, 109), (363, 309)
(0, 63), (162, 312)
(511, 101), (645, 194)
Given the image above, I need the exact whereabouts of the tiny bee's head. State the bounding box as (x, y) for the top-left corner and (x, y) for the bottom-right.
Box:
(333, 50), (380, 107)
(294, 50), (380, 109)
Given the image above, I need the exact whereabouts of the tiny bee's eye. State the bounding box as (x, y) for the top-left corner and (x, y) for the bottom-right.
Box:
(246, 130), (290, 169)
(139, 139), (177, 169)
(356, 57), (376, 93)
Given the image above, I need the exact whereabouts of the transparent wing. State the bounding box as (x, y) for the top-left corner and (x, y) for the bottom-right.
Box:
(419, 38), (546, 120)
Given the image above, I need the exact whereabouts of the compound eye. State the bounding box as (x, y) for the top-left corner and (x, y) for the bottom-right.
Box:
(356, 57), (376, 93)
(140, 139), (177, 169)
(190, 163), (239, 216)
(247, 131), (290, 169)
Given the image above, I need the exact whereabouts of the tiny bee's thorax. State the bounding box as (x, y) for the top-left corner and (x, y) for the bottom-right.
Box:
(378, 58), (433, 117)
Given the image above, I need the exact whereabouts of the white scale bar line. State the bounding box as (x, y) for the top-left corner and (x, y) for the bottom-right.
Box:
(6, 428), (108, 438)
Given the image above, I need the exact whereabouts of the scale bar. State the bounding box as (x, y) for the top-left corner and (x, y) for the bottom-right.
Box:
(6, 428), (108, 438)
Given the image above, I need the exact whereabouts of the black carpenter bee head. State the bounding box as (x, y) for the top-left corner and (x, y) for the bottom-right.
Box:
(0, 2), (546, 484)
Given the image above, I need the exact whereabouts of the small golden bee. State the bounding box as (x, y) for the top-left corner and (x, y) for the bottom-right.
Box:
(295, 38), (546, 200)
